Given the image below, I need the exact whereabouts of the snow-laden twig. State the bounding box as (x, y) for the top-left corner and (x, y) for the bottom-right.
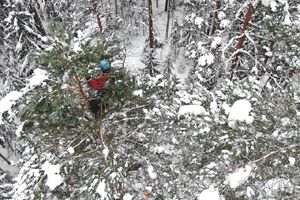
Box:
(221, 35), (240, 69)
(244, 31), (258, 71)
(252, 144), (300, 163)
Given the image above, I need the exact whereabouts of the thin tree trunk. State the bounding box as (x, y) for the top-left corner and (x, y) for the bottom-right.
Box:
(91, 0), (103, 33)
(230, 3), (254, 80)
(120, 0), (124, 18)
(156, 0), (159, 8)
(148, 0), (154, 49)
(209, 0), (221, 36)
(0, 153), (11, 165)
(283, 68), (296, 88)
(165, 0), (171, 40)
(74, 73), (90, 108)
(165, 0), (169, 12)
(114, 0), (118, 16)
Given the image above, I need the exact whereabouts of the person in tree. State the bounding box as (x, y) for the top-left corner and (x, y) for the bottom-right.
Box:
(88, 59), (113, 95)
(87, 59), (114, 116)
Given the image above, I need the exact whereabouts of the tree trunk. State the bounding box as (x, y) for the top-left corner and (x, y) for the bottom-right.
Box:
(229, 3), (254, 80)
(91, 0), (103, 33)
(74, 73), (90, 108)
(148, 0), (154, 49)
(209, 0), (221, 36)
(114, 0), (118, 16)
(165, 0), (169, 12)
(165, 0), (171, 40)
(156, 0), (159, 8)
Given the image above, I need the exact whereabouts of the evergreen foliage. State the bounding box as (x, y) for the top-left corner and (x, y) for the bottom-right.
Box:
(0, 1), (299, 199)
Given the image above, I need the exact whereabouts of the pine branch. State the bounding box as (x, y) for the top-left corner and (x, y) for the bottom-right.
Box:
(74, 73), (90, 108)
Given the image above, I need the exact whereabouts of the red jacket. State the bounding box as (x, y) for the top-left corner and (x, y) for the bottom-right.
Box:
(88, 73), (112, 90)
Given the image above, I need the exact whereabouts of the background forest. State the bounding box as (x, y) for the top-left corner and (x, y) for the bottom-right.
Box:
(0, 0), (299, 199)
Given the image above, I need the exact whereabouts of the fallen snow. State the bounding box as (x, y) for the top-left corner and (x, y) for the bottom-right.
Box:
(103, 147), (110, 160)
(289, 157), (296, 166)
(123, 193), (133, 200)
(211, 37), (222, 49)
(96, 179), (108, 199)
(227, 165), (253, 189)
(67, 147), (75, 154)
(132, 89), (143, 97)
(147, 165), (157, 179)
(42, 161), (63, 190)
(178, 105), (208, 116)
(27, 68), (48, 89)
(198, 54), (215, 66)
(228, 99), (254, 127)
(195, 17), (204, 29)
(197, 186), (224, 200)
(262, 0), (278, 12)
(220, 19), (231, 29)
(15, 122), (25, 138)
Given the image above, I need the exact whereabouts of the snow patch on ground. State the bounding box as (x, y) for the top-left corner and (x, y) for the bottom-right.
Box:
(198, 53), (215, 66)
(42, 161), (63, 190)
(197, 186), (224, 200)
(123, 193), (133, 200)
(147, 165), (157, 179)
(96, 179), (108, 199)
(132, 89), (143, 97)
(227, 165), (253, 189)
(178, 105), (208, 116)
(228, 99), (254, 127)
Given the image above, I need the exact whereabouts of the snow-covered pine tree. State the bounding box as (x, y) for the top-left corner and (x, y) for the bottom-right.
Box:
(13, 27), (153, 199)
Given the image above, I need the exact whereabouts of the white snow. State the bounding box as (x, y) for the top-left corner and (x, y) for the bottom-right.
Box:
(41, 161), (63, 190)
(198, 54), (215, 66)
(96, 179), (108, 199)
(195, 17), (204, 29)
(67, 147), (75, 154)
(178, 105), (208, 116)
(123, 193), (133, 200)
(0, 68), (47, 124)
(132, 89), (143, 97)
(220, 19), (231, 29)
(15, 122), (25, 138)
(197, 186), (224, 200)
(262, 178), (293, 197)
(262, 0), (278, 12)
(27, 68), (48, 89)
(288, 157), (296, 166)
(0, 91), (23, 123)
(246, 187), (255, 198)
(103, 147), (110, 160)
(218, 12), (226, 20)
(147, 165), (157, 179)
(211, 37), (222, 49)
(228, 99), (254, 127)
(227, 165), (253, 189)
